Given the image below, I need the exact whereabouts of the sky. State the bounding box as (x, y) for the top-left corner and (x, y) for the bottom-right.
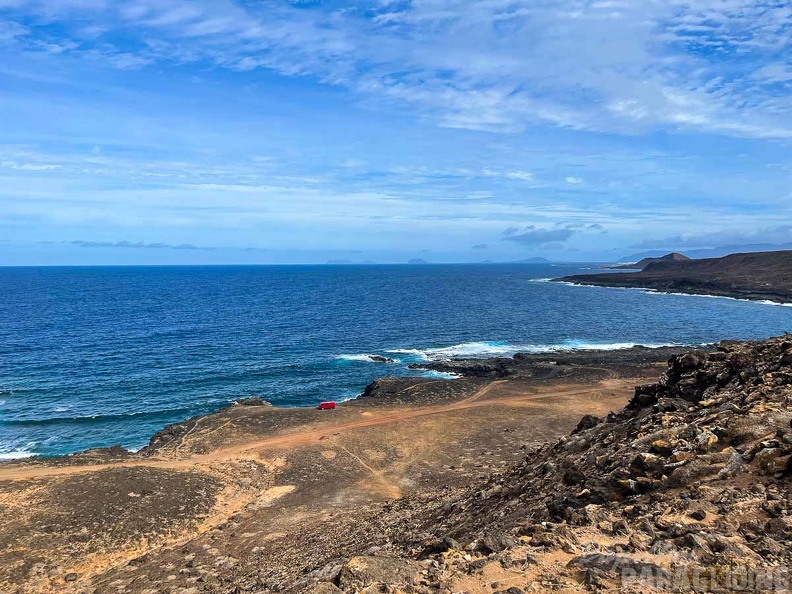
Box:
(0, 0), (790, 265)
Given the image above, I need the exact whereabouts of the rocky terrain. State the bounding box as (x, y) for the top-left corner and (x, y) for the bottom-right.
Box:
(6, 337), (792, 592)
(558, 250), (792, 303)
(286, 335), (792, 593)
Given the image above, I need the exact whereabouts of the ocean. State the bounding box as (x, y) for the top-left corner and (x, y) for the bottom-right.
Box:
(1, 264), (790, 459)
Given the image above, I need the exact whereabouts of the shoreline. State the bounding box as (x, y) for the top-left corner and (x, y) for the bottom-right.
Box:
(552, 277), (792, 305)
(1, 339), (707, 462)
(0, 343), (694, 465)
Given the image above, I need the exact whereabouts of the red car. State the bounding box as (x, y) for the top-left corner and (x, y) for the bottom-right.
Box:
(317, 401), (336, 410)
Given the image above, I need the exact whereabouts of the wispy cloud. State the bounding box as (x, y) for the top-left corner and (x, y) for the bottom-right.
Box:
(2, 0), (791, 138)
(482, 168), (535, 182)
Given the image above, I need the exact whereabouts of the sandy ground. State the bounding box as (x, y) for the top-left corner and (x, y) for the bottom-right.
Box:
(0, 355), (672, 593)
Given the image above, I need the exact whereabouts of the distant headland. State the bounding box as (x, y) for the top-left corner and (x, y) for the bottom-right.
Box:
(556, 250), (792, 303)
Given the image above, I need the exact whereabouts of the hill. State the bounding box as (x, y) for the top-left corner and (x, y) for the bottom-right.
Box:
(558, 250), (792, 303)
(612, 252), (690, 270)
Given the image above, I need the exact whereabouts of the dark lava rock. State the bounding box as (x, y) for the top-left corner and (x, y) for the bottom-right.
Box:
(568, 554), (671, 580)
(572, 414), (602, 434)
(359, 379), (392, 398)
(146, 420), (193, 449)
(423, 359), (513, 378)
(368, 355), (396, 363)
(418, 536), (461, 559)
(479, 532), (518, 554)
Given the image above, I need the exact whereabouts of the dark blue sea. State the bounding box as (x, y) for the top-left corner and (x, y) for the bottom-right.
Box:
(1, 264), (790, 459)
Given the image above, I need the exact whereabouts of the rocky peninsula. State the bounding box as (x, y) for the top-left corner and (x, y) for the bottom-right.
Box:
(557, 250), (792, 303)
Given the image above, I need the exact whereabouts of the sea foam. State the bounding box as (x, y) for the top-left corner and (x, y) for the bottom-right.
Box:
(0, 451), (38, 460)
(559, 281), (792, 307)
(421, 370), (463, 379)
(335, 354), (400, 363)
(388, 339), (687, 362)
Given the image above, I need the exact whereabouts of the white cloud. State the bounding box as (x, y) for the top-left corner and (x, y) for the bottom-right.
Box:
(482, 168), (534, 182)
(1, 160), (62, 171)
(752, 63), (792, 84)
(1, 0), (790, 138)
(565, 176), (583, 184)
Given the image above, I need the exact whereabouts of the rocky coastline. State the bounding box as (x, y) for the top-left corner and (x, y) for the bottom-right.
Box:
(4, 337), (792, 593)
(556, 250), (792, 304)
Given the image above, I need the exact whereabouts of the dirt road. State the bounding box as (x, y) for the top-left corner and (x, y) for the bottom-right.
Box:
(0, 377), (631, 482)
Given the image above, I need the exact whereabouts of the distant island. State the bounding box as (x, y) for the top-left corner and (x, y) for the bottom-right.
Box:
(557, 250), (792, 303)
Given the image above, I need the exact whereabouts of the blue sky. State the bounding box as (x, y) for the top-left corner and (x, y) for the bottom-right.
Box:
(0, 0), (790, 265)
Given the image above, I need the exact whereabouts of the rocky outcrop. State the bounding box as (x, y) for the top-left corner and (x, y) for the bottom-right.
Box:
(415, 358), (514, 378)
(144, 418), (198, 451)
(359, 378), (401, 399)
(368, 355), (396, 364)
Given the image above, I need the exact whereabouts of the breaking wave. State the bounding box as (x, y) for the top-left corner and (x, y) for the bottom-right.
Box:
(558, 281), (792, 307)
(641, 289), (792, 307)
(335, 354), (400, 363)
(0, 442), (39, 460)
(420, 370), (463, 379)
(387, 339), (687, 361)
